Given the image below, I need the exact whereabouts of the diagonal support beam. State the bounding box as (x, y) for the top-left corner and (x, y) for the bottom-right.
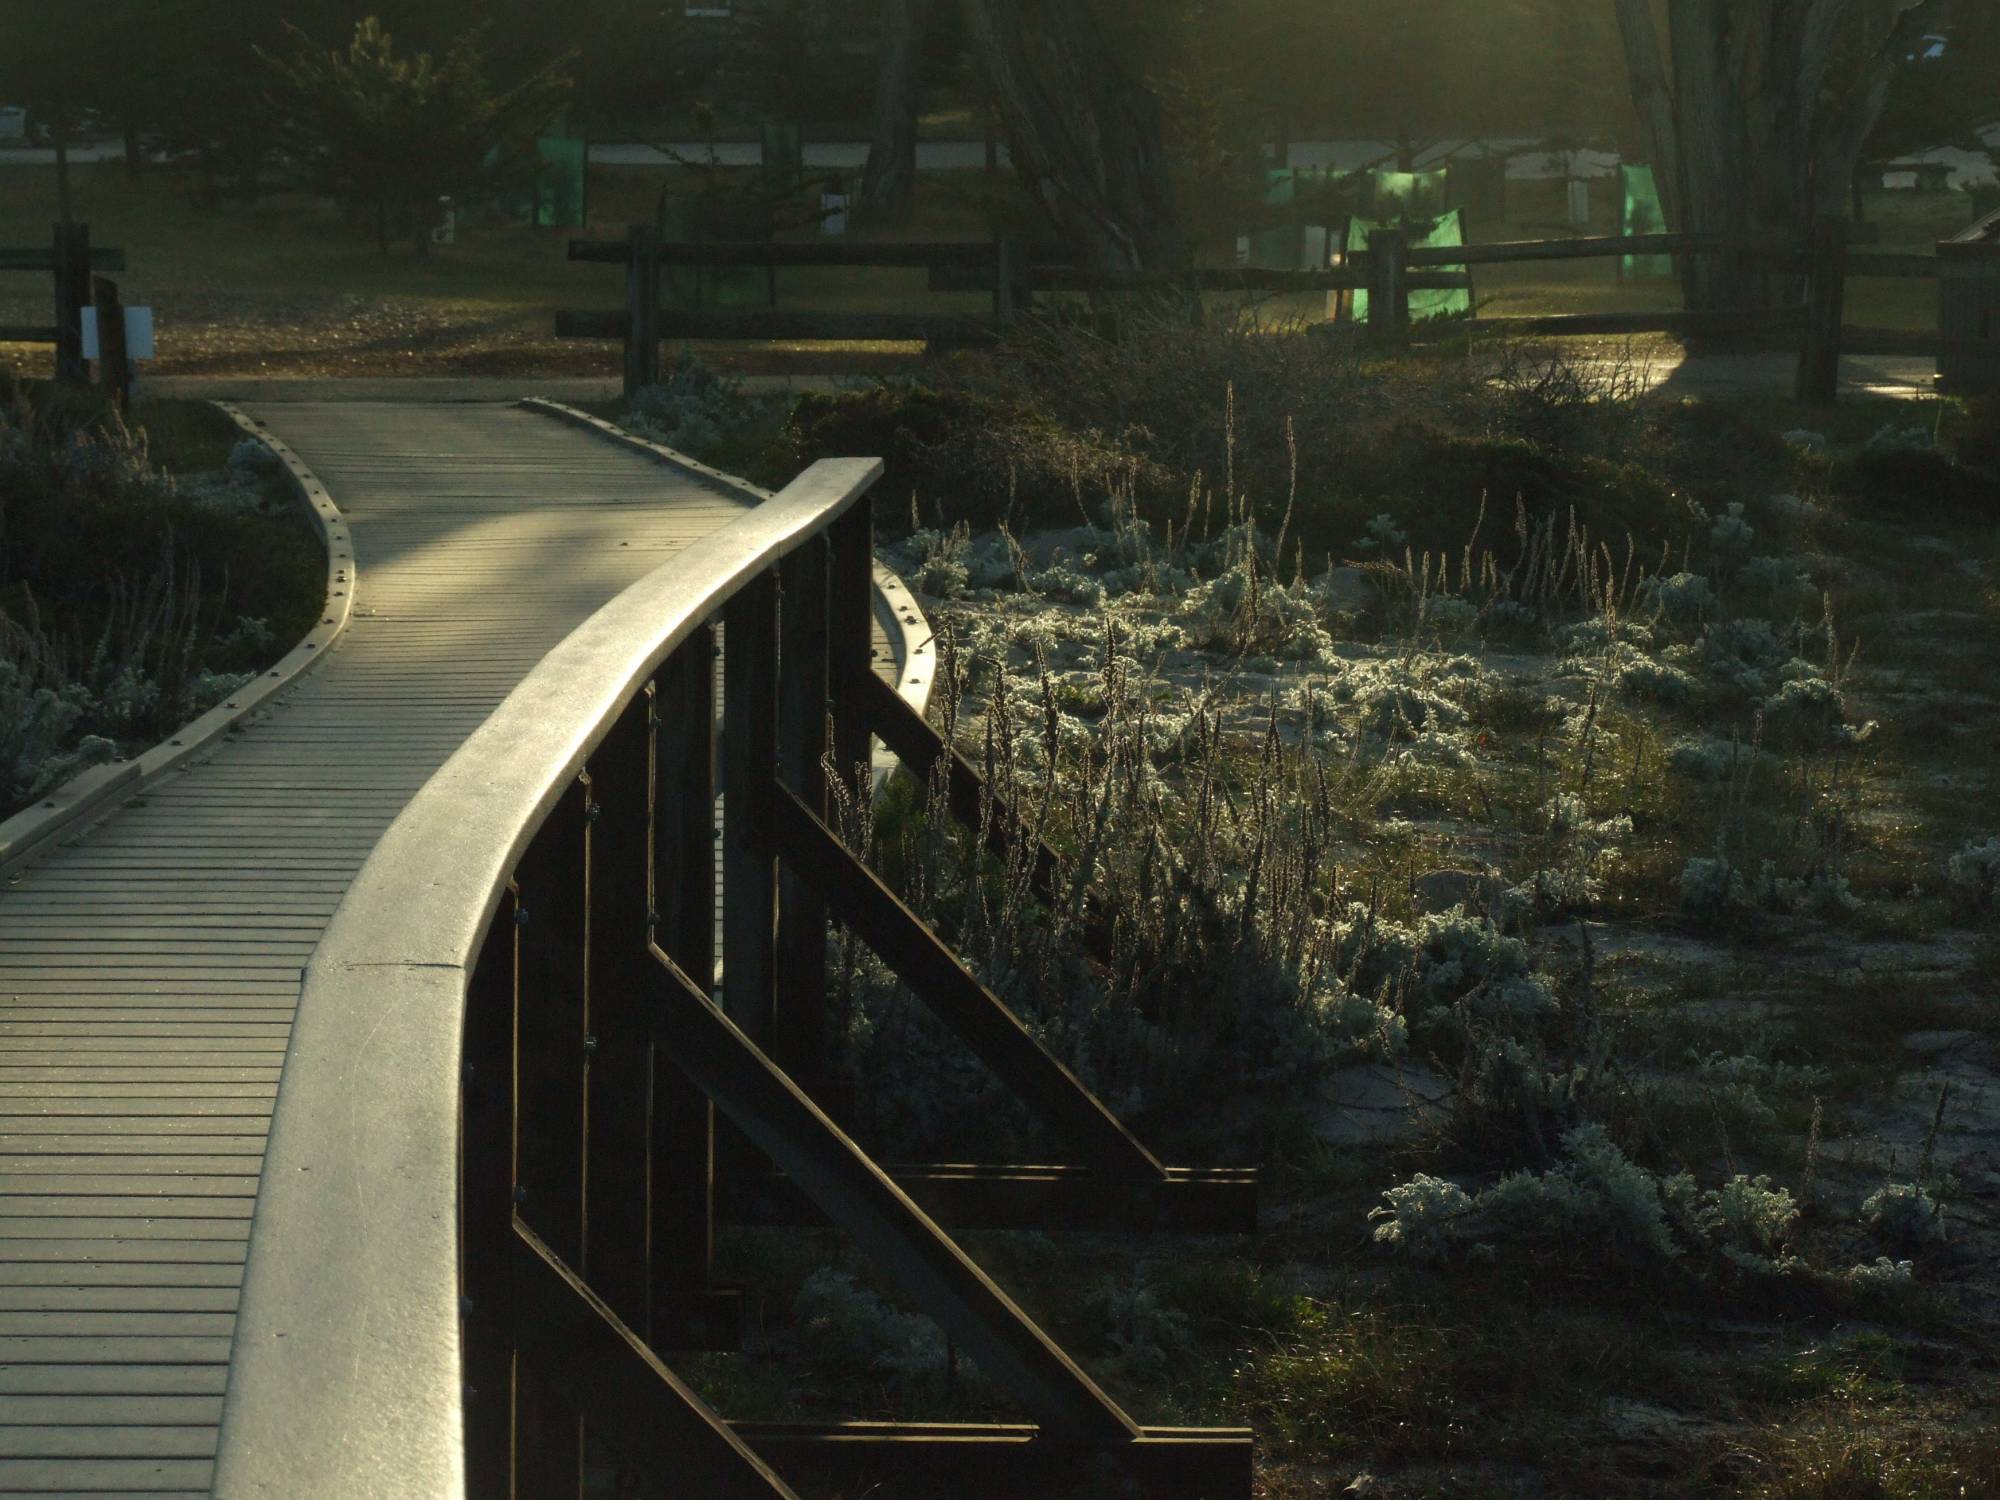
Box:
(647, 947), (1143, 1448)
(848, 666), (1067, 900)
(767, 782), (1165, 1184)
(506, 1217), (799, 1500)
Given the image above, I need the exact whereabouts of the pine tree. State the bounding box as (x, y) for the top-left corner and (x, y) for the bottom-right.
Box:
(262, 16), (571, 255)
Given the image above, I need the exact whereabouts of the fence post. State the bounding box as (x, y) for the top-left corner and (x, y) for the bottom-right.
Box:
(1795, 216), (1848, 406)
(92, 276), (131, 410)
(52, 222), (91, 383)
(1366, 227), (1410, 349)
(993, 237), (1020, 327)
(625, 223), (661, 399)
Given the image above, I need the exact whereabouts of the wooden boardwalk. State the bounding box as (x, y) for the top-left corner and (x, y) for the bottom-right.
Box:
(0, 404), (799, 1497)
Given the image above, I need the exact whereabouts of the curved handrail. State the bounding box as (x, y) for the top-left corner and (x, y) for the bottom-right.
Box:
(212, 458), (883, 1500)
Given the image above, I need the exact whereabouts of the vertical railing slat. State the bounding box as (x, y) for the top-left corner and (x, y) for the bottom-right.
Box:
(460, 886), (519, 1497)
(511, 781), (592, 1496)
(650, 634), (722, 1342)
(580, 695), (657, 1333)
(775, 538), (831, 1090)
(720, 577), (780, 1052)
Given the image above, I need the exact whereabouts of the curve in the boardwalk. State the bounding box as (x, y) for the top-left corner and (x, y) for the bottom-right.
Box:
(0, 403), (771, 1497)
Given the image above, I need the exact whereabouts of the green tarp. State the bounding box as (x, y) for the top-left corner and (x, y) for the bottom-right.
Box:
(1620, 164), (1672, 278)
(761, 121), (805, 195)
(531, 133), (589, 229)
(1350, 209), (1470, 325)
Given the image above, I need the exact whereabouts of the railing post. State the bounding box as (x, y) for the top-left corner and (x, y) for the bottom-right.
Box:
(721, 575), (779, 1054)
(994, 236), (1020, 327)
(776, 538), (831, 1090)
(461, 887), (521, 1500)
(510, 779), (593, 1496)
(1796, 215), (1848, 407)
(650, 630), (723, 1345)
(827, 492), (876, 793)
(626, 223), (662, 399)
(92, 275), (131, 410)
(52, 222), (90, 384)
(1366, 226), (1410, 349)
(580, 694), (658, 1337)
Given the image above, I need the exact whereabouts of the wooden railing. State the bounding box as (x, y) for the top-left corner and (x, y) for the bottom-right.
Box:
(212, 459), (1254, 1499)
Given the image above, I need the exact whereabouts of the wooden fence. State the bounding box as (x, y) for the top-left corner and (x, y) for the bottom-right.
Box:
(0, 222), (126, 384)
(561, 217), (1947, 405)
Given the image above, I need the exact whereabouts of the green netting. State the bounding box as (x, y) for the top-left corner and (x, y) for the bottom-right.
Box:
(1350, 210), (1470, 324)
(761, 121), (805, 196)
(659, 195), (774, 310)
(532, 133), (588, 229)
(1371, 169), (1449, 221)
(1620, 164), (1672, 278)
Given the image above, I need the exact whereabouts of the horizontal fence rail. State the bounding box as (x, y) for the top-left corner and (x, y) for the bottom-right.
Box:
(214, 455), (1254, 1499)
(563, 214), (1956, 405)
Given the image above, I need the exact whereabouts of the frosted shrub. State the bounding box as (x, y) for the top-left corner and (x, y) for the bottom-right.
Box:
(1666, 1173), (1799, 1271)
(1558, 618), (1654, 654)
(1759, 865), (1861, 919)
(1368, 1174), (1474, 1264)
(1640, 571), (1717, 621)
(1353, 680), (1462, 739)
(1862, 423), (1936, 458)
(1088, 1277), (1193, 1382)
(1617, 651), (1697, 706)
(1694, 617), (1789, 697)
(1780, 430), (1828, 453)
(1760, 675), (1846, 750)
(1374, 1126), (1676, 1268)
(1412, 908), (1555, 1025)
(1416, 594), (1480, 636)
(0, 663), (116, 804)
(1708, 502), (1756, 568)
(1834, 1257), (1917, 1294)
(789, 1267), (949, 1385)
(1478, 1124), (1680, 1262)
(1351, 512), (1408, 553)
(1179, 563), (1332, 661)
(626, 348), (757, 455)
(1946, 836), (2000, 914)
(887, 526), (973, 598)
(1861, 1183), (1947, 1249)
(1669, 735), (1751, 781)
(1737, 555), (1818, 611)
(228, 437), (283, 481)
(1026, 559), (1107, 607)
(1681, 855), (1745, 926)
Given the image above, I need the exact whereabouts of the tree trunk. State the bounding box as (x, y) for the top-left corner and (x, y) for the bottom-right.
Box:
(53, 117), (73, 227)
(1616, 0), (1942, 311)
(860, 0), (927, 220)
(956, 0), (1183, 273)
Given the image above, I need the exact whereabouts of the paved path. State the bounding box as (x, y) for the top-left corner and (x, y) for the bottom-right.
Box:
(0, 405), (765, 1496)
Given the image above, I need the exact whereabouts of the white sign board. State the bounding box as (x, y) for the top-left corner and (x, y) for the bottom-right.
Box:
(79, 307), (156, 361)
(820, 193), (849, 237)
